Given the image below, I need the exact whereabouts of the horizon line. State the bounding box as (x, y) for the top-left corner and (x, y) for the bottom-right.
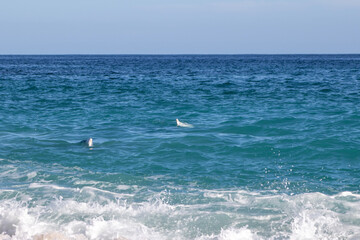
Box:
(1, 53), (360, 56)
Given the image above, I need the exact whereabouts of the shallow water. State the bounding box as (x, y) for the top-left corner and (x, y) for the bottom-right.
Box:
(0, 55), (360, 239)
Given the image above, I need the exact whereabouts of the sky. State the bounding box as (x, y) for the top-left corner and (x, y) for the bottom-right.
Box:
(0, 0), (359, 54)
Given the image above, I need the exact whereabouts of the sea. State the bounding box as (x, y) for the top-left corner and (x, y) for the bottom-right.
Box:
(0, 55), (359, 240)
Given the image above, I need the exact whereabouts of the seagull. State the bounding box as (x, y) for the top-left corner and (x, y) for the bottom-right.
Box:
(176, 119), (194, 128)
(80, 138), (93, 147)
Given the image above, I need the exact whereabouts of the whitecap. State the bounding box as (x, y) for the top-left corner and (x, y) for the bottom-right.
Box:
(27, 171), (37, 179)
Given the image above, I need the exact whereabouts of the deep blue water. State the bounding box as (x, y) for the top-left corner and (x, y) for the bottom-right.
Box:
(0, 55), (359, 239)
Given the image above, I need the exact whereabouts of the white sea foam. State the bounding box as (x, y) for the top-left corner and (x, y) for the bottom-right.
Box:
(26, 172), (37, 180)
(196, 227), (259, 240)
(116, 185), (131, 190)
(144, 175), (167, 180)
(79, 186), (134, 199)
(74, 180), (104, 186)
(28, 183), (75, 191)
(0, 199), (166, 240)
(0, 188), (359, 239)
(218, 227), (259, 240)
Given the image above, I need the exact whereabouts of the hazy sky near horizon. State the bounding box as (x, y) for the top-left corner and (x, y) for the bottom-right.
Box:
(0, 0), (359, 54)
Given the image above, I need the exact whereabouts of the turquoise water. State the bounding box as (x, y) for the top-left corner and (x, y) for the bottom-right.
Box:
(0, 55), (359, 239)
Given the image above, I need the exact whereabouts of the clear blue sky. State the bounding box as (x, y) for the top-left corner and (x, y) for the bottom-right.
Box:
(0, 0), (359, 54)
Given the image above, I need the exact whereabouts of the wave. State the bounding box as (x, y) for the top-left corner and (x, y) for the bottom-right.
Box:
(0, 188), (359, 240)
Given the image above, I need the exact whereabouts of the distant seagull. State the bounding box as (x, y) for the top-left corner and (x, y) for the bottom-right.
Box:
(176, 119), (194, 128)
(81, 138), (93, 147)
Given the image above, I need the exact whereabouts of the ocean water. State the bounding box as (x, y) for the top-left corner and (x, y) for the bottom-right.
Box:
(0, 55), (359, 240)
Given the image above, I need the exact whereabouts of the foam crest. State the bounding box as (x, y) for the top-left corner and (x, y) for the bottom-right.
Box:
(0, 199), (166, 240)
(0, 189), (360, 239)
(218, 227), (259, 240)
(29, 183), (74, 191)
(290, 209), (341, 239)
(0, 201), (40, 239)
(26, 172), (37, 180)
(195, 227), (259, 240)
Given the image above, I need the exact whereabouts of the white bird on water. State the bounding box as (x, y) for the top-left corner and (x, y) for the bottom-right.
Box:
(176, 119), (194, 128)
(86, 138), (93, 147)
(81, 138), (93, 147)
